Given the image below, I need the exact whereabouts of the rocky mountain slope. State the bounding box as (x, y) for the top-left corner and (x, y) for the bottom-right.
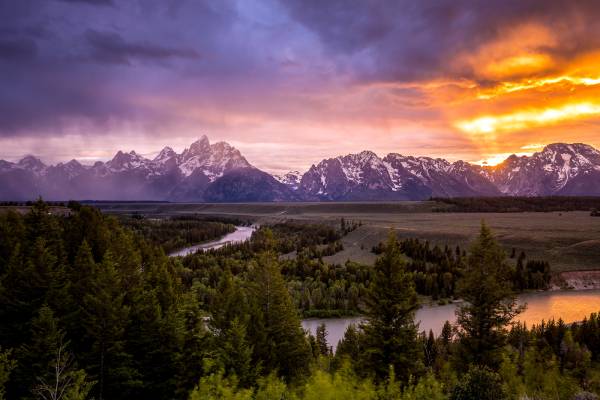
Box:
(484, 143), (600, 196)
(1, 138), (599, 201)
(0, 136), (294, 201)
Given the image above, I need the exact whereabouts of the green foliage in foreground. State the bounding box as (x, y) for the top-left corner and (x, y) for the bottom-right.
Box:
(3, 201), (600, 400)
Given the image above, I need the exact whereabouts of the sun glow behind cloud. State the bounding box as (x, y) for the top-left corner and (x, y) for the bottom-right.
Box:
(455, 102), (600, 136)
(476, 75), (600, 99)
(438, 24), (600, 160)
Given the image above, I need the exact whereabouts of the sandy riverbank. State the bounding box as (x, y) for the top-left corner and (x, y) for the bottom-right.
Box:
(551, 270), (600, 290)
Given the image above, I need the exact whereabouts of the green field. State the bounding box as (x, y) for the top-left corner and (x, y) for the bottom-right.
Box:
(95, 202), (600, 272)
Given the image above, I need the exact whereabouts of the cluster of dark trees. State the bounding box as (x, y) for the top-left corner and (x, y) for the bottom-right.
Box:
(264, 221), (342, 254)
(173, 221), (360, 317)
(284, 259), (370, 317)
(433, 196), (600, 213)
(0, 201), (323, 399)
(513, 252), (551, 291)
(0, 201), (70, 207)
(120, 215), (236, 254)
(3, 201), (600, 399)
(373, 238), (551, 299)
(176, 221), (551, 320)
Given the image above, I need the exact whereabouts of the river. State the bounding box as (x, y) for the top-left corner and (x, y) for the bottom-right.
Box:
(168, 226), (256, 257)
(302, 289), (600, 351)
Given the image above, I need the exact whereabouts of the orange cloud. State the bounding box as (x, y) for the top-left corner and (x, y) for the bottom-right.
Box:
(456, 101), (600, 135)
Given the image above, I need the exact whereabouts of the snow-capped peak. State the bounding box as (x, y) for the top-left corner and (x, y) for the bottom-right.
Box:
(183, 135), (211, 159)
(274, 170), (303, 190)
(108, 150), (151, 171)
(154, 146), (176, 163)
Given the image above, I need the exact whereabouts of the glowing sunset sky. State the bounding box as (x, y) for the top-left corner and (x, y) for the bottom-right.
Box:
(2, 0), (600, 172)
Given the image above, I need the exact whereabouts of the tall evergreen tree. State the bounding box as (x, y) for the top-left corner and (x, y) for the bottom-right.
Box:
(247, 248), (311, 381)
(316, 324), (329, 357)
(210, 271), (255, 385)
(455, 223), (523, 371)
(218, 317), (254, 387)
(81, 251), (137, 400)
(11, 305), (63, 399)
(359, 232), (421, 382)
(334, 325), (362, 370)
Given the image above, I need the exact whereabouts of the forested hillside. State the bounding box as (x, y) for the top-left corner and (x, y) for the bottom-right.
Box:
(1, 201), (600, 399)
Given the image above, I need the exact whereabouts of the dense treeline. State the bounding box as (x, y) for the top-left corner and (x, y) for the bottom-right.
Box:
(373, 238), (551, 299)
(175, 221), (361, 317)
(0, 201), (70, 207)
(261, 218), (357, 256)
(3, 201), (599, 399)
(178, 221), (550, 319)
(433, 196), (600, 213)
(0, 200), (204, 399)
(0, 201), (320, 399)
(120, 215), (236, 254)
(284, 259), (371, 317)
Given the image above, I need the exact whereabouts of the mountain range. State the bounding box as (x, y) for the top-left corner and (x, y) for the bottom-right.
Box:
(1, 136), (600, 201)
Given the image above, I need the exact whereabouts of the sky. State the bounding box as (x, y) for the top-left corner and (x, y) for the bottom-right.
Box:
(2, 0), (600, 173)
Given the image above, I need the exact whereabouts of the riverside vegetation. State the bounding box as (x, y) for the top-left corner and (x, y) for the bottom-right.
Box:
(1, 200), (599, 399)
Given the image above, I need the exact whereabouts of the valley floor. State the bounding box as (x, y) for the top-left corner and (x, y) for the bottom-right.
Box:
(96, 202), (600, 272)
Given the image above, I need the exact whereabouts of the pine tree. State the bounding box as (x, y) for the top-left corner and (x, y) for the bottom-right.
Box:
(81, 251), (135, 400)
(210, 271), (255, 385)
(359, 232), (421, 382)
(424, 330), (438, 368)
(247, 251), (311, 381)
(174, 291), (212, 398)
(316, 323), (329, 356)
(334, 325), (362, 369)
(12, 305), (63, 399)
(218, 317), (254, 387)
(455, 223), (523, 371)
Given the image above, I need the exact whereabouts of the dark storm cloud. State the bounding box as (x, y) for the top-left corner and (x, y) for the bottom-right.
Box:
(59, 0), (114, 5)
(280, 0), (600, 83)
(0, 37), (37, 60)
(3, 0), (600, 144)
(85, 29), (200, 65)
(0, 0), (237, 136)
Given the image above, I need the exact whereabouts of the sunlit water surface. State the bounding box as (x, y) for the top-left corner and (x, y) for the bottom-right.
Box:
(303, 290), (600, 350)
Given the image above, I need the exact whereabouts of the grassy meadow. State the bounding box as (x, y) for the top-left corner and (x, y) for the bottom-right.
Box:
(93, 201), (600, 272)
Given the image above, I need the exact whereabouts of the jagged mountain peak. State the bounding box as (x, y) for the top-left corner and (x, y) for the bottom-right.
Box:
(487, 142), (600, 196)
(18, 155), (46, 169)
(177, 137), (251, 179)
(543, 142), (597, 153)
(154, 146), (176, 162)
(1, 139), (599, 201)
(185, 135), (211, 157)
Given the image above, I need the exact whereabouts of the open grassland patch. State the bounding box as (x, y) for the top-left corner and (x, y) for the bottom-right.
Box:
(95, 202), (600, 272)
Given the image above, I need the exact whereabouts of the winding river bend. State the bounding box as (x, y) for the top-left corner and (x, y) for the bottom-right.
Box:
(168, 228), (600, 351)
(168, 226), (256, 257)
(303, 289), (600, 351)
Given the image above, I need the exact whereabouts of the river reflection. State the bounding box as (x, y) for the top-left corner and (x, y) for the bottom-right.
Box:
(303, 290), (600, 351)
